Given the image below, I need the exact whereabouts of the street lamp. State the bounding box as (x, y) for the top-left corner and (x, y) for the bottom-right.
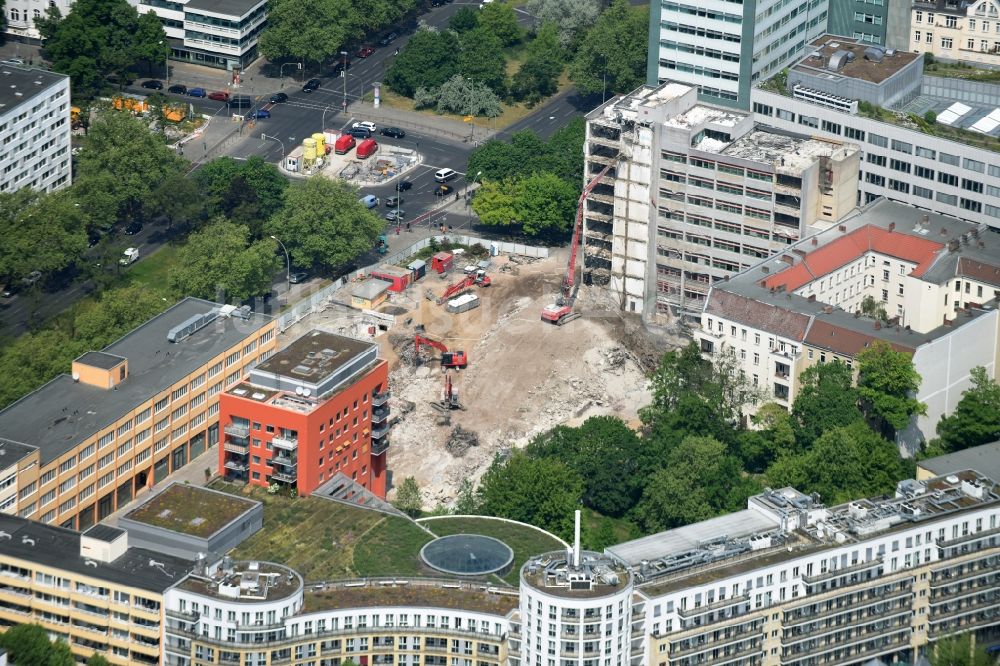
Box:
(260, 133), (286, 161)
(278, 62), (302, 87)
(158, 40), (169, 86)
(341, 51), (349, 111)
(467, 170), (482, 207)
(270, 235), (290, 287)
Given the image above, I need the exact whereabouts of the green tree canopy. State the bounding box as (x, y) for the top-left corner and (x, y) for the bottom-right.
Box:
(856, 341), (926, 435)
(467, 120), (585, 186)
(448, 6), (479, 32)
(88, 654), (112, 666)
(73, 285), (171, 348)
(194, 156), (288, 234)
(477, 2), (522, 46)
(766, 421), (912, 505)
(930, 634), (993, 666)
(790, 360), (861, 447)
(525, 0), (600, 48)
(472, 172), (578, 237)
(527, 416), (643, 517)
(569, 0), (648, 96)
(633, 436), (761, 532)
(265, 178), (383, 271)
(145, 172), (208, 233)
(511, 21), (564, 103)
(458, 28), (508, 95)
(476, 451), (583, 541)
(935, 366), (1000, 453)
(392, 477), (423, 517)
(0, 189), (88, 283)
(386, 29), (460, 97)
(0, 623), (75, 665)
(735, 402), (796, 472)
(169, 219), (278, 302)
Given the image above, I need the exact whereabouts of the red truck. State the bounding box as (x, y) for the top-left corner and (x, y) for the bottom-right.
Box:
(356, 138), (378, 159)
(334, 134), (356, 154)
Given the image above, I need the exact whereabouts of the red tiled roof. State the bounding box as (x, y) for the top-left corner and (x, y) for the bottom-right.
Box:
(957, 257), (1000, 288)
(763, 225), (944, 292)
(706, 289), (812, 341)
(804, 319), (916, 357)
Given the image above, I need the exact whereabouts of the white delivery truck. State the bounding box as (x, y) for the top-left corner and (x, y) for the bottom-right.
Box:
(120, 247), (139, 266)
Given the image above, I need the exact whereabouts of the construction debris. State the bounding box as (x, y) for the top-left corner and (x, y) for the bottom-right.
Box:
(445, 426), (480, 457)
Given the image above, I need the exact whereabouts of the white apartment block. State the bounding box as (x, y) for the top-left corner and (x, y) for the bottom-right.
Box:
(583, 83), (859, 320)
(646, 0), (827, 109)
(694, 198), (1000, 446)
(3, 0), (72, 41)
(0, 64), (71, 194)
(910, 0), (1000, 67)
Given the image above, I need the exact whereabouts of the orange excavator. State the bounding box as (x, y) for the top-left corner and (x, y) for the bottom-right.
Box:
(414, 327), (468, 368)
(436, 270), (491, 305)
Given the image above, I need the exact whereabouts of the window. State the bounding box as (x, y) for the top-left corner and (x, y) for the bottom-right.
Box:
(916, 146), (936, 159)
(940, 152), (960, 166)
(868, 133), (888, 147)
(942, 37), (953, 48)
(915, 165), (934, 180)
(891, 139), (912, 154)
(962, 178), (984, 193)
(945, 15), (957, 27)
(964, 158), (985, 172)
(155, 396), (169, 413)
(171, 385), (188, 401)
(938, 172), (958, 186)
(937, 192), (958, 205)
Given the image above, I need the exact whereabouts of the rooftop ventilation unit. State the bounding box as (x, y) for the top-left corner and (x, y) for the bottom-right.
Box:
(864, 46), (886, 62)
(828, 50), (851, 71)
(167, 309), (219, 343)
(238, 305), (252, 319)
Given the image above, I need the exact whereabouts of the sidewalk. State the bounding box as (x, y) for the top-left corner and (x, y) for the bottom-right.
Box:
(354, 100), (494, 144)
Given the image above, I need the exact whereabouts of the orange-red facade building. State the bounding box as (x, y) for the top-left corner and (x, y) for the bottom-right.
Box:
(219, 330), (389, 498)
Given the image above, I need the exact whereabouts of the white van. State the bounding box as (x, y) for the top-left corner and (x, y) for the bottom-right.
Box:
(359, 194), (379, 208)
(434, 168), (457, 183)
(120, 247), (139, 266)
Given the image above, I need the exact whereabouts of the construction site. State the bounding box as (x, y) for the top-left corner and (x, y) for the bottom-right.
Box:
(282, 246), (673, 508)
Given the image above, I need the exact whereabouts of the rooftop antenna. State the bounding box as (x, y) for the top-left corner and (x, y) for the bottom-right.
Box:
(573, 509), (581, 568)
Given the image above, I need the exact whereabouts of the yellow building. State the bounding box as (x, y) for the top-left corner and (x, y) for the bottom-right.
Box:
(911, 0), (1000, 67)
(0, 298), (277, 530)
(0, 514), (192, 665)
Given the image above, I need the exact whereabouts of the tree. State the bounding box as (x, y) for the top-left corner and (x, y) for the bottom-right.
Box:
(790, 360), (861, 447)
(859, 294), (888, 321)
(525, 0), (599, 48)
(633, 436), (761, 532)
(88, 654), (112, 666)
(386, 29), (460, 97)
(511, 22), (564, 103)
(449, 6), (479, 32)
(935, 366), (1000, 453)
(393, 477), (423, 517)
(73, 285), (171, 348)
(736, 403), (796, 472)
(924, 110), (938, 124)
(477, 2), (522, 46)
(856, 341), (926, 435)
(258, 0), (350, 65)
(458, 28), (507, 95)
(930, 634), (993, 666)
(266, 178), (383, 271)
(169, 219), (278, 302)
(195, 156), (287, 234)
(766, 421), (912, 505)
(0, 623), (75, 665)
(454, 478), (478, 514)
(471, 171), (576, 236)
(476, 451), (583, 541)
(569, 0), (648, 96)
(527, 416), (644, 517)
(0, 189), (88, 283)
(468, 131), (548, 182)
(429, 75), (504, 117)
(75, 109), (185, 226)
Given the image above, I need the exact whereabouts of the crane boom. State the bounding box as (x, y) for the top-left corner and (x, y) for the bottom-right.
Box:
(562, 163), (614, 300)
(414, 333), (469, 368)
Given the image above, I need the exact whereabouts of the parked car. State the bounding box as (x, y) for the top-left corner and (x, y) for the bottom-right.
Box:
(352, 121), (377, 133)
(187, 87), (207, 98)
(359, 194), (379, 208)
(228, 96), (252, 108)
(168, 84), (188, 94)
(124, 222), (143, 235)
(380, 126), (405, 139)
(141, 79), (164, 90)
(357, 45), (376, 58)
(208, 90), (230, 101)
(434, 184), (454, 196)
(1, 58), (25, 66)
(434, 167), (458, 182)
(288, 271), (309, 284)
(21, 271), (42, 287)
(385, 196), (404, 208)
(395, 180), (413, 191)
(248, 108), (270, 119)
(269, 92), (288, 104)
(303, 78), (321, 92)
(385, 209), (406, 222)
(106, 73), (134, 86)
(350, 127), (372, 139)
(378, 32), (399, 46)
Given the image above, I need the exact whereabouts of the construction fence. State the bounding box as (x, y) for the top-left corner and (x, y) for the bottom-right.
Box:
(276, 234), (549, 332)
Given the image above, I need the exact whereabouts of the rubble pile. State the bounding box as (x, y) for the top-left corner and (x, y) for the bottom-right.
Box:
(445, 426), (480, 457)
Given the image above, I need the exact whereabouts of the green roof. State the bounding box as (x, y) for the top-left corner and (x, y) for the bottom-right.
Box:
(124, 483), (258, 538)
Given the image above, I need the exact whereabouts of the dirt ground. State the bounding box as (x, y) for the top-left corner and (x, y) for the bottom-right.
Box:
(284, 251), (680, 509)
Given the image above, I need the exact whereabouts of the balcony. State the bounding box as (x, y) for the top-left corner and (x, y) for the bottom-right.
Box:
(372, 424), (389, 439)
(270, 470), (297, 484)
(802, 559), (883, 587)
(372, 391), (390, 406)
(224, 423), (250, 439)
(271, 455), (297, 470)
(224, 460), (248, 473)
(372, 407), (390, 423)
(224, 440), (249, 455)
(271, 436), (298, 451)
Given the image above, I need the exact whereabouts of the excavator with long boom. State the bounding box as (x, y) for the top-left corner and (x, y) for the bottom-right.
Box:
(435, 270), (491, 305)
(413, 326), (468, 368)
(541, 163), (614, 326)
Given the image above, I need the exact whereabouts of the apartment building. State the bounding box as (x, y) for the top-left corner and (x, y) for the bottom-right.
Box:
(583, 82), (859, 319)
(163, 559), (515, 666)
(910, 0), (1000, 67)
(129, 0), (268, 71)
(0, 64), (71, 194)
(752, 62), (1000, 229)
(0, 298), (276, 530)
(219, 329), (390, 498)
(0, 514), (191, 665)
(617, 470), (1000, 666)
(694, 198), (1000, 444)
(645, 0), (827, 108)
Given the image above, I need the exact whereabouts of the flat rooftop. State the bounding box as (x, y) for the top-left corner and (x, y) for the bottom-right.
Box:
(184, 0), (266, 18)
(717, 130), (856, 174)
(253, 330), (374, 384)
(792, 36), (920, 85)
(75, 351), (126, 370)
(0, 513), (191, 592)
(521, 551), (630, 599)
(124, 483), (260, 538)
(0, 437), (37, 467)
(177, 561), (301, 602)
(304, 581), (519, 615)
(919, 441), (1000, 485)
(589, 82), (696, 124)
(0, 65), (68, 112)
(665, 104), (745, 131)
(0, 298), (273, 466)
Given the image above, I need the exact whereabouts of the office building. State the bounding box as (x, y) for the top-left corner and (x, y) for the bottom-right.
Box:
(645, 0), (827, 109)
(0, 64), (71, 194)
(583, 82), (860, 319)
(0, 298), (277, 530)
(0, 514), (192, 665)
(219, 329), (390, 498)
(694, 198), (1000, 445)
(910, 0), (1000, 67)
(752, 52), (1000, 229)
(828, 0), (912, 48)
